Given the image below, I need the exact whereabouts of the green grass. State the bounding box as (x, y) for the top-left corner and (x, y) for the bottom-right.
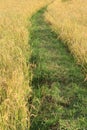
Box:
(29, 8), (87, 130)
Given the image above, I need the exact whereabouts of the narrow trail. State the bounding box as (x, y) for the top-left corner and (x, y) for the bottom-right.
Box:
(29, 8), (87, 130)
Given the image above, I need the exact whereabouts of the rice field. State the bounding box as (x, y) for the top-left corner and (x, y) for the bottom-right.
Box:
(0, 0), (87, 129)
(45, 0), (87, 73)
(0, 0), (50, 130)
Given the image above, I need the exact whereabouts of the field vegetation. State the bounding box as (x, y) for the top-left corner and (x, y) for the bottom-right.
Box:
(0, 0), (87, 130)
(45, 0), (87, 74)
(29, 8), (87, 130)
(0, 1), (50, 130)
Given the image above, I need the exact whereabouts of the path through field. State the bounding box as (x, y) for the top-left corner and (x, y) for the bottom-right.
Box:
(29, 8), (87, 130)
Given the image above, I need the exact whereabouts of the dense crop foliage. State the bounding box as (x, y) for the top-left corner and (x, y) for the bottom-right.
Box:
(1, 0), (87, 129)
(45, 0), (87, 73)
(0, 0), (50, 130)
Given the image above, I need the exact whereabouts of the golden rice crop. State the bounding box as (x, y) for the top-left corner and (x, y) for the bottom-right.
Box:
(45, 0), (87, 72)
(0, 0), (50, 130)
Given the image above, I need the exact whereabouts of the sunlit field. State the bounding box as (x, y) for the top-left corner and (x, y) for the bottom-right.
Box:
(0, 0), (50, 130)
(1, 0), (87, 129)
(45, 0), (87, 73)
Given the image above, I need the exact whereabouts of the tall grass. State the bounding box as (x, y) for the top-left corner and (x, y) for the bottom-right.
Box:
(0, 0), (50, 130)
(45, 0), (87, 74)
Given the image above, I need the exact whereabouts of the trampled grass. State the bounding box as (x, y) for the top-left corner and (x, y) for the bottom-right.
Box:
(0, 1), (50, 130)
(45, 0), (87, 74)
(29, 8), (87, 130)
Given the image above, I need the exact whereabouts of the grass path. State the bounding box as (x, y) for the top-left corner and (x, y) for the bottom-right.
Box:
(29, 8), (87, 130)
